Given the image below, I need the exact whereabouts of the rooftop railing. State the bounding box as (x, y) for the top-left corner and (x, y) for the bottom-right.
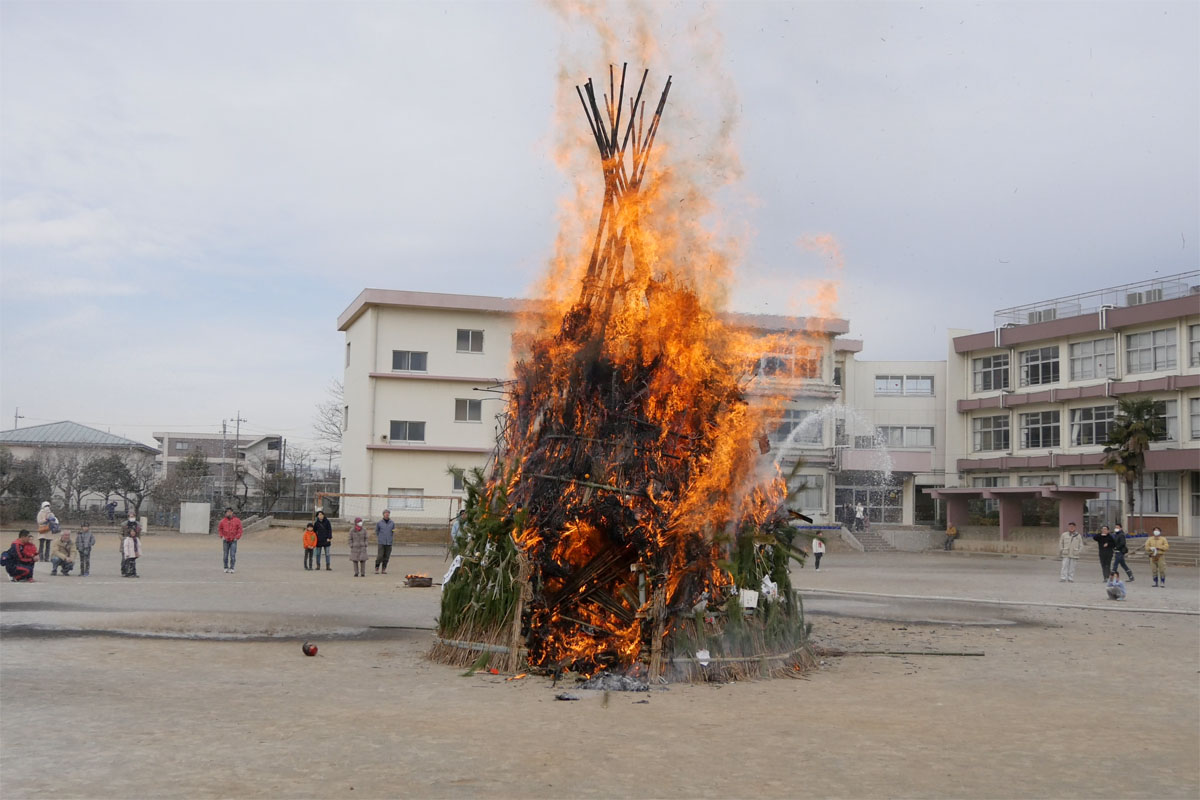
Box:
(993, 270), (1199, 328)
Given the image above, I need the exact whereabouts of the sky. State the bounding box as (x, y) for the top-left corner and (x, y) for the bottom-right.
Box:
(2, 0), (1197, 451)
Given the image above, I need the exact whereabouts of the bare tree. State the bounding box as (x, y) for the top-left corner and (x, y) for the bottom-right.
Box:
(313, 379), (343, 464)
(246, 453), (294, 514)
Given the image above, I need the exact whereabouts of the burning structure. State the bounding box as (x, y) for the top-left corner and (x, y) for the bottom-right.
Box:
(434, 65), (820, 682)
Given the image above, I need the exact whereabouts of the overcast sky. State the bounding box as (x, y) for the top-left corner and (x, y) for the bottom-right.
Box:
(2, 1), (1196, 450)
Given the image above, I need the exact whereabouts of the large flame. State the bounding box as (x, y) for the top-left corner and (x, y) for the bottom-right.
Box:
(493, 57), (824, 676)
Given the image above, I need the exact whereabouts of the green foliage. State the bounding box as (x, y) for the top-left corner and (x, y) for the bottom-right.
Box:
(0, 454), (52, 521)
(437, 467), (522, 639)
(1103, 396), (1167, 527)
(177, 452), (210, 478)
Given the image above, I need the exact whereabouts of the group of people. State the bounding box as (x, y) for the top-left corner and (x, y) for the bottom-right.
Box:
(1058, 520), (1171, 600)
(5, 501), (142, 582)
(300, 508), (396, 577)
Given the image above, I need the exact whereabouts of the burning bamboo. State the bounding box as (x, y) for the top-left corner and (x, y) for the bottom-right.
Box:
(434, 64), (816, 682)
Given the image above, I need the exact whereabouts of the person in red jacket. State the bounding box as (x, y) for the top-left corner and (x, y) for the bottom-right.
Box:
(218, 507), (243, 574)
(6, 530), (39, 582)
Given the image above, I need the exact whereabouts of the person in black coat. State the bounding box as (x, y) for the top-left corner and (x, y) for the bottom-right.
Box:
(1093, 525), (1115, 581)
(1109, 523), (1134, 581)
(313, 511), (333, 571)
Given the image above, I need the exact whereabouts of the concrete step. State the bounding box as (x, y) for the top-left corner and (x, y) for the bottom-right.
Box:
(851, 528), (897, 552)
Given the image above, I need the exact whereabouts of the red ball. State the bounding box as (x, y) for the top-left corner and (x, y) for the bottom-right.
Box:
(302, 642), (318, 656)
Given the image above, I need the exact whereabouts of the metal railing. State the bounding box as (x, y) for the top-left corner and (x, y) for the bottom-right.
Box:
(993, 270), (1199, 328)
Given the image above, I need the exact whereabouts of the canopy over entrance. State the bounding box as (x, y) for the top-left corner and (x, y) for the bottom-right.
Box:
(924, 486), (1113, 541)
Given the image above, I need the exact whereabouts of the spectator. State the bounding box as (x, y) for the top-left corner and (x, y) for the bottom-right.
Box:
(122, 527), (141, 578)
(1094, 525), (1115, 581)
(1059, 522), (1083, 582)
(217, 508), (243, 574)
(1146, 527), (1169, 588)
(76, 523), (95, 577)
(302, 523), (317, 571)
(811, 535), (825, 571)
(5, 530), (38, 582)
(50, 531), (75, 576)
(36, 501), (55, 561)
(854, 502), (865, 532)
(313, 511), (333, 570)
(1110, 522), (1134, 582)
(349, 517), (368, 577)
(1105, 571), (1126, 601)
(943, 525), (958, 551)
(374, 509), (395, 575)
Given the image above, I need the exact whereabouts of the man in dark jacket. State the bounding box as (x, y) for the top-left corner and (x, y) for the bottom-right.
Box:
(1109, 523), (1134, 581)
(313, 511), (333, 570)
(1093, 525), (1116, 581)
(374, 509), (396, 575)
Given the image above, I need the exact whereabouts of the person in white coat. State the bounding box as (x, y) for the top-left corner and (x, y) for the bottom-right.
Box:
(811, 536), (826, 571)
(1058, 522), (1084, 582)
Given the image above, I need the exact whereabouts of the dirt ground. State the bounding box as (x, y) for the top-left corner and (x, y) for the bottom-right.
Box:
(1, 530), (1197, 799)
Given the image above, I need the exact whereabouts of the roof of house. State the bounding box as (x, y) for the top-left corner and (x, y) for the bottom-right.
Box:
(0, 421), (159, 453)
(337, 288), (850, 335)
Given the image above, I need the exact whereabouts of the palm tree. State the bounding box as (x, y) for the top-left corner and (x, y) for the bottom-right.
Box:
(1102, 397), (1166, 534)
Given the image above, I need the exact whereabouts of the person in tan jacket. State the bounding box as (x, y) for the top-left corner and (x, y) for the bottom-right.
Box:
(50, 531), (75, 576)
(1145, 527), (1169, 587)
(1058, 522), (1084, 582)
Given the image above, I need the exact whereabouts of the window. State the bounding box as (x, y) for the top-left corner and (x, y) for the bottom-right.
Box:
(343, 405), (349, 431)
(451, 469), (465, 493)
(1192, 472), (1200, 518)
(345, 341), (351, 368)
(904, 375), (934, 395)
(833, 366), (842, 387)
(1191, 398), (1200, 439)
(1069, 338), (1115, 380)
(903, 427), (934, 447)
(267, 440), (280, 450)
(973, 415), (1010, 452)
(1020, 410), (1061, 449)
(174, 442), (190, 451)
(1126, 328), (1177, 373)
(972, 354), (1009, 392)
(774, 409), (823, 446)
(1018, 475), (1056, 487)
(874, 375), (932, 395)
(835, 475), (902, 523)
(1190, 324), (1200, 367)
(1019, 346), (1060, 386)
(392, 350), (428, 371)
(456, 329), (484, 353)
(876, 426), (903, 447)
(1136, 472), (1179, 514)
(455, 398), (482, 422)
(759, 349), (821, 379)
(389, 420), (426, 442)
(789, 474), (825, 511)
(265, 463), (277, 474)
(388, 488), (424, 511)
(874, 375), (903, 395)
(1070, 405), (1115, 446)
(1072, 473), (1119, 529)
(1152, 400), (1178, 442)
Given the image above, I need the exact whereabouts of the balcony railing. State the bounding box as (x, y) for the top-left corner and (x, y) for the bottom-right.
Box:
(993, 270), (1199, 328)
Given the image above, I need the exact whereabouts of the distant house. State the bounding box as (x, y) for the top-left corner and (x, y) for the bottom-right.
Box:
(0, 420), (161, 512)
(152, 431), (283, 497)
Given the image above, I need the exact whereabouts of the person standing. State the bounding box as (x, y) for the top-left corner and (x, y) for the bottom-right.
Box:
(348, 517), (368, 577)
(121, 516), (141, 575)
(375, 509), (395, 575)
(50, 531), (75, 576)
(1059, 522), (1084, 582)
(217, 508), (243, 574)
(76, 523), (95, 577)
(1093, 525), (1115, 581)
(1145, 527), (1169, 588)
(122, 527), (141, 578)
(36, 501), (55, 561)
(302, 523), (317, 570)
(313, 511), (333, 571)
(811, 535), (826, 571)
(1110, 522), (1134, 582)
(854, 502), (865, 532)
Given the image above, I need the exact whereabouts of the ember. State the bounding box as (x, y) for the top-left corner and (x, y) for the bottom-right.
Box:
(433, 64), (818, 682)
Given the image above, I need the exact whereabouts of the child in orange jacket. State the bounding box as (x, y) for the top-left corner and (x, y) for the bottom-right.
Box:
(302, 523), (317, 570)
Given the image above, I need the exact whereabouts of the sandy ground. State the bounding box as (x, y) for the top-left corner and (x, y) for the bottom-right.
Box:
(1, 530), (1197, 799)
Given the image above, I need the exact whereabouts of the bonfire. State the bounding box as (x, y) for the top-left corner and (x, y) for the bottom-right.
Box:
(434, 65), (819, 682)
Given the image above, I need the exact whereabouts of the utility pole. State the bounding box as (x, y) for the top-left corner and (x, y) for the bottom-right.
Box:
(220, 420), (228, 503)
(233, 411), (247, 502)
(12, 407), (24, 429)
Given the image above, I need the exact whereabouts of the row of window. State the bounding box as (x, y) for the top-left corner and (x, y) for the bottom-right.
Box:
(972, 398), (1198, 451)
(386, 330), (487, 373)
(774, 411), (936, 448)
(972, 472), (1198, 516)
(972, 325), (1200, 392)
(387, 399), (487, 442)
(874, 375), (934, 396)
